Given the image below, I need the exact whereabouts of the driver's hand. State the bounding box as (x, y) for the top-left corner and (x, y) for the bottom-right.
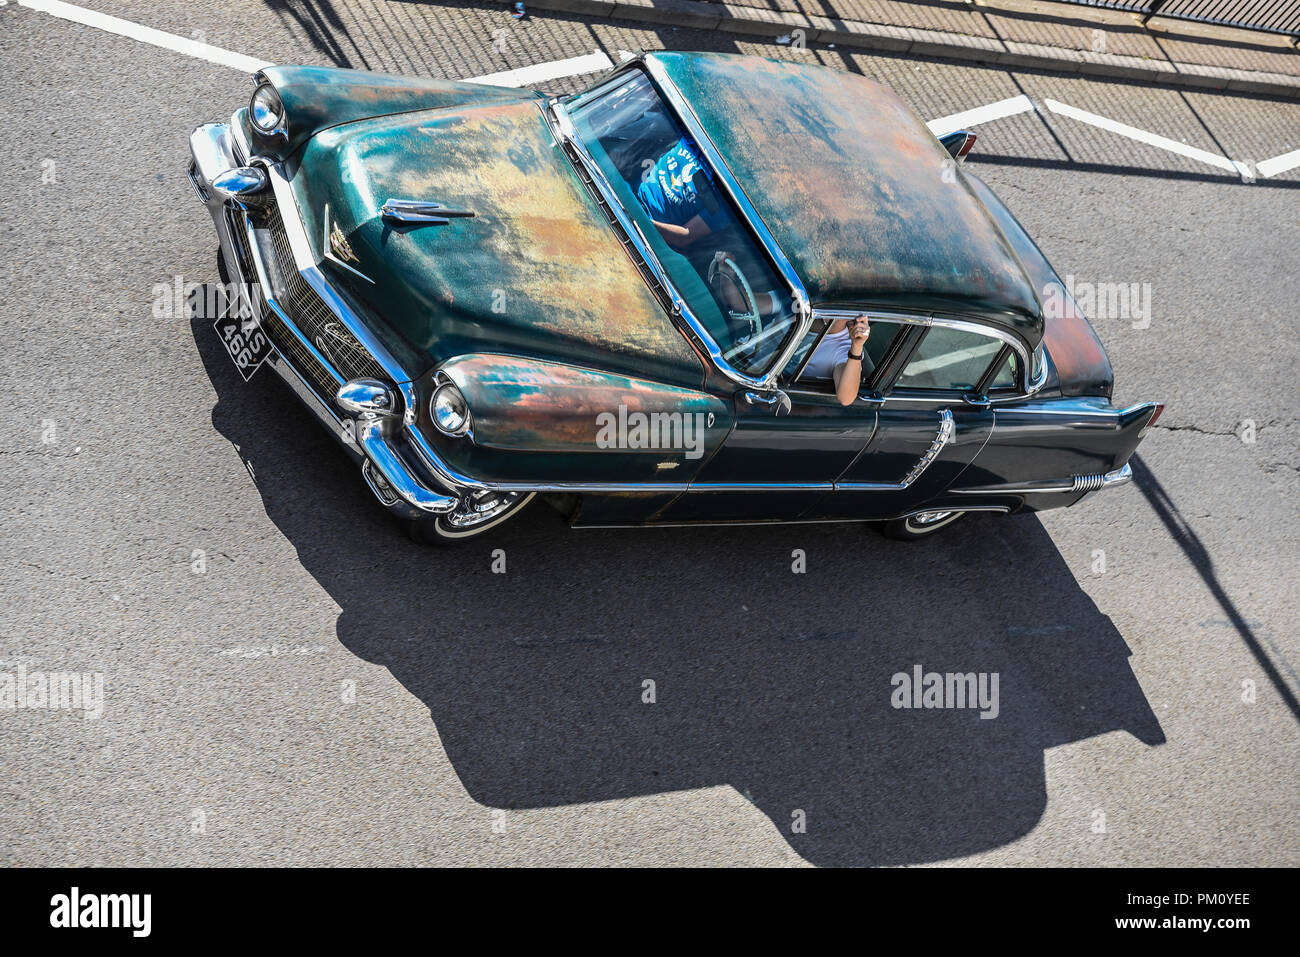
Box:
(848, 315), (870, 346)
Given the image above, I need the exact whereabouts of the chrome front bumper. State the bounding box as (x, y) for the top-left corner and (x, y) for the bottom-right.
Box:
(188, 121), (460, 518)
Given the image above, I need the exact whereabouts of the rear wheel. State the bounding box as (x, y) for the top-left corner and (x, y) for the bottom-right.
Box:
(877, 509), (967, 541)
(406, 490), (536, 546)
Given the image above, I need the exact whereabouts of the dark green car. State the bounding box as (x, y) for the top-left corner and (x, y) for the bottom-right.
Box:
(188, 51), (1161, 544)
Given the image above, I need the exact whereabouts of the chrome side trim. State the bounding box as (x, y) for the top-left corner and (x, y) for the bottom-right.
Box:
(833, 409), (955, 491)
(951, 462), (1133, 495)
(579, 503), (1012, 529)
(1100, 462), (1133, 489)
(903, 409), (955, 486)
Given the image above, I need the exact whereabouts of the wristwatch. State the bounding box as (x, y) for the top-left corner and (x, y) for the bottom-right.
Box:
(848, 349), (864, 362)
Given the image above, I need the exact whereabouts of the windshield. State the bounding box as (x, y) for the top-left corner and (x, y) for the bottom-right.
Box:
(567, 70), (799, 378)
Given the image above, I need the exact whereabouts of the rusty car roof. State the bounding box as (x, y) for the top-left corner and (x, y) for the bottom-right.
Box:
(643, 52), (1045, 346)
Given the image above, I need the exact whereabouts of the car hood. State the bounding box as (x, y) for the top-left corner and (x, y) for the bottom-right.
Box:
(285, 99), (703, 387)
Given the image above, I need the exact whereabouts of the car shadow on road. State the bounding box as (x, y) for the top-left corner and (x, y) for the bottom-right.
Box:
(191, 308), (1164, 866)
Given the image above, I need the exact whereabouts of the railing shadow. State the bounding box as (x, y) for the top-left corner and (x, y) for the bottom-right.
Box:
(190, 306), (1164, 865)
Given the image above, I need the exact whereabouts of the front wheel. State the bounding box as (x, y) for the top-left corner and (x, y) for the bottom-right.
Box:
(406, 490), (535, 546)
(877, 509), (967, 541)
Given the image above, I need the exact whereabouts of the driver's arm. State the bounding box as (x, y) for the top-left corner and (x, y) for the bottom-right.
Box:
(653, 215), (712, 248)
(832, 315), (871, 406)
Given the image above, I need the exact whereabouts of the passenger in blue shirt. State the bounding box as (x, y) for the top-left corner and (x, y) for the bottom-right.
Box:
(635, 136), (784, 321)
(636, 136), (728, 249)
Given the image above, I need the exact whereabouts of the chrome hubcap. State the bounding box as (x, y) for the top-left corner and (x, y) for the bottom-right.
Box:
(911, 510), (956, 526)
(445, 490), (524, 529)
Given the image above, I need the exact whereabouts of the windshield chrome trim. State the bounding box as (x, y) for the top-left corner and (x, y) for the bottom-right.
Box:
(552, 63), (811, 392)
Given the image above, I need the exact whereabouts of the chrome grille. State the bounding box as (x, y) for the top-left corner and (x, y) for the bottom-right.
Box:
(226, 209), (340, 399)
(262, 205), (389, 385)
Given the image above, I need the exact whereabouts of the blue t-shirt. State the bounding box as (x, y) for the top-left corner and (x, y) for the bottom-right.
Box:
(636, 137), (727, 232)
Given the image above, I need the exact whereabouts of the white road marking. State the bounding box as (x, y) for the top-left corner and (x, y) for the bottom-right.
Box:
(1042, 97), (1253, 181)
(17, 0), (611, 87)
(1255, 148), (1300, 178)
(18, 0), (271, 72)
(926, 95), (1036, 138)
(468, 51), (614, 88)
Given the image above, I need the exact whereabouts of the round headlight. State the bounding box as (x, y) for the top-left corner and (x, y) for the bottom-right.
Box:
(431, 382), (471, 436)
(250, 84), (284, 133)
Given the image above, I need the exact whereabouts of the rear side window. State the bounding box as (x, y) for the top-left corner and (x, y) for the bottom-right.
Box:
(894, 326), (1003, 392)
(988, 350), (1019, 391)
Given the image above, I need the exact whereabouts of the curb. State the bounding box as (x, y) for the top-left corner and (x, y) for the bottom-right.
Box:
(526, 0), (1300, 99)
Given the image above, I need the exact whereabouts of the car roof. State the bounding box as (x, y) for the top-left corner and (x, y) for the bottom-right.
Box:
(643, 52), (1045, 347)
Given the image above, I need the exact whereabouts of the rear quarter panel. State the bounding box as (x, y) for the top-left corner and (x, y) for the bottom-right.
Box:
(966, 173), (1113, 398)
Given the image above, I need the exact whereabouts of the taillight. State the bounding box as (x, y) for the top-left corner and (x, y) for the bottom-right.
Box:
(1139, 402), (1165, 437)
(956, 132), (977, 158)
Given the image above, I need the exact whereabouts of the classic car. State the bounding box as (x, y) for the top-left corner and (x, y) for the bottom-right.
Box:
(187, 51), (1162, 544)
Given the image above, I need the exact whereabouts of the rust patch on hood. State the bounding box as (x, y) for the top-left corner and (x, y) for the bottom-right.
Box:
(309, 101), (702, 384)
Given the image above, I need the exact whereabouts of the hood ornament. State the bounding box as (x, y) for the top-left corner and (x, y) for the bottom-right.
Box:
(381, 199), (476, 226)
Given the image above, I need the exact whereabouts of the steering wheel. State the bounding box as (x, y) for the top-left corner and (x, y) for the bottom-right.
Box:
(707, 250), (763, 348)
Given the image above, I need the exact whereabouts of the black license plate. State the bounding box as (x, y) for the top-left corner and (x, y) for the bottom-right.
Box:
(213, 309), (274, 382)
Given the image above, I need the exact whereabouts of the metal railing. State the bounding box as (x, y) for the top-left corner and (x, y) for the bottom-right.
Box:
(1063, 1), (1300, 39)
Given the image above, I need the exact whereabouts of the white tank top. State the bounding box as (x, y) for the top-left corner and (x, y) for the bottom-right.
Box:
(802, 328), (852, 379)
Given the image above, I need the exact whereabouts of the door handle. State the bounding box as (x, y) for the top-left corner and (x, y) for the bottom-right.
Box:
(742, 390), (792, 416)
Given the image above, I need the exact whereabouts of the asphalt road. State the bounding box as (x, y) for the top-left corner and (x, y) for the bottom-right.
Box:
(0, 0), (1297, 867)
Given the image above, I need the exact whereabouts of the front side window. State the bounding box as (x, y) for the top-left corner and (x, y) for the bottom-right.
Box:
(893, 325), (1004, 393)
(567, 71), (799, 378)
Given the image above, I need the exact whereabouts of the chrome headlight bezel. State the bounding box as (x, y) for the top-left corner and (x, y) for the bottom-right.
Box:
(250, 83), (285, 136)
(430, 380), (472, 437)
